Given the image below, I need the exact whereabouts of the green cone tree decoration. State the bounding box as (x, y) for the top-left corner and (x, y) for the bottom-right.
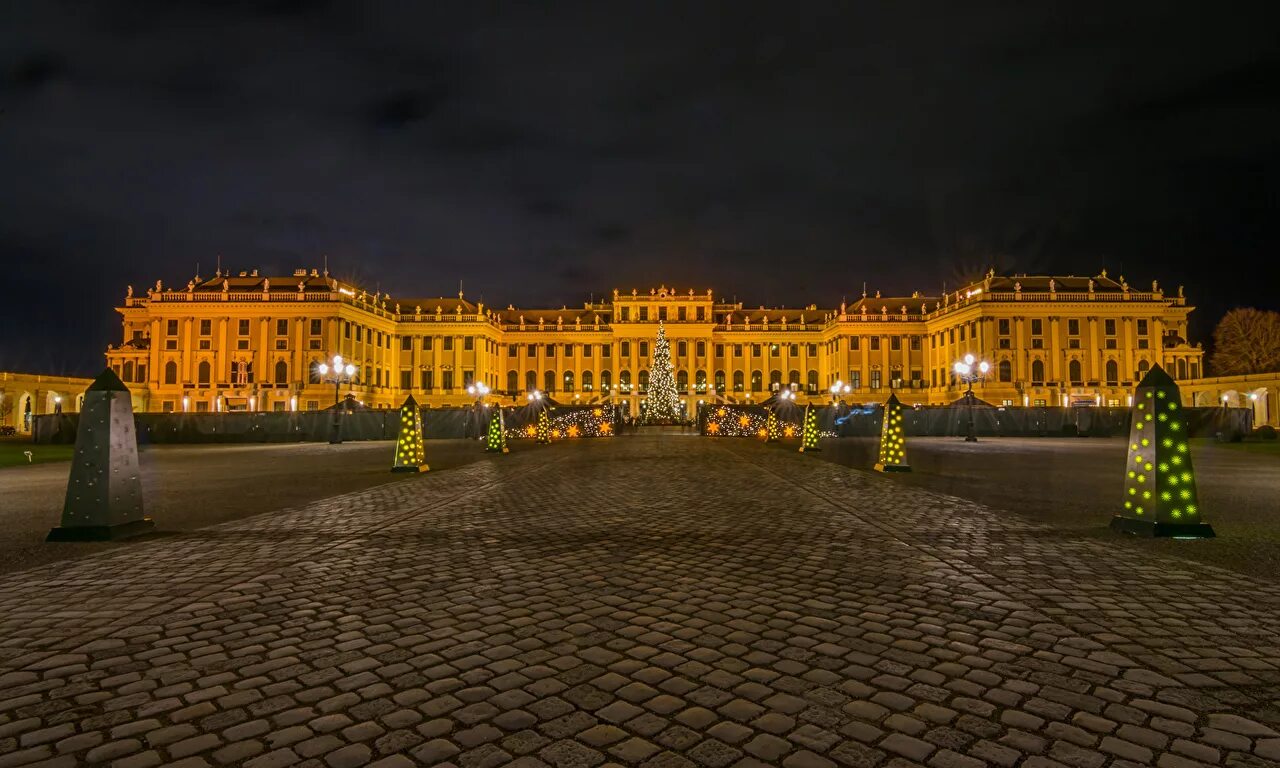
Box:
(874, 393), (911, 472)
(536, 409), (551, 444)
(392, 395), (428, 473)
(485, 406), (509, 454)
(1111, 364), (1213, 538)
(799, 404), (821, 452)
(766, 409), (781, 442)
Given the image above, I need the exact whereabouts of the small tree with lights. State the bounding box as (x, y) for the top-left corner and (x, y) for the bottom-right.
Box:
(873, 393), (910, 472)
(799, 403), (821, 452)
(536, 408), (551, 444)
(1111, 364), (1213, 537)
(485, 407), (509, 454)
(644, 322), (682, 424)
(766, 409), (781, 442)
(391, 394), (428, 472)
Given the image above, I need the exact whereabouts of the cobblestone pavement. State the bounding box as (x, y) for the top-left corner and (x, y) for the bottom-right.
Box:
(2, 435), (1280, 768)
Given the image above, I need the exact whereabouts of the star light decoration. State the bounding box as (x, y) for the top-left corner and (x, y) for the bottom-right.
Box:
(873, 393), (910, 472)
(391, 395), (428, 472)
(1111, 365), (1213, 538)
(799, 404), (821, 452)
(485, 407), (509, 454)
(703, 406), (766, 437)
(508, 406), (614, 440)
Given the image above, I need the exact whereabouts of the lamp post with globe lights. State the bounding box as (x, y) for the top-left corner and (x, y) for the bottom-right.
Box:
(953, 353), (990, 443)
(317, 355), (358, 444)
(466, 381), (491, 439)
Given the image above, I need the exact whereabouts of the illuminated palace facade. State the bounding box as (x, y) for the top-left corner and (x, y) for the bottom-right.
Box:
(105, 269), (1204, 417)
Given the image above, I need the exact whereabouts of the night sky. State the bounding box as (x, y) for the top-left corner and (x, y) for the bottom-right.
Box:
(2, 2), (1277, 374)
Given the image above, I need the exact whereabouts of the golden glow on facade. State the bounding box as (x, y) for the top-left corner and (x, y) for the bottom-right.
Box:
(105, 268), (1204, 418)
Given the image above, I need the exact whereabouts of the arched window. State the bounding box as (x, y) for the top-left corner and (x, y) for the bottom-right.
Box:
(545, 370), (556, 393)
(619, 370), (631, 392)
(732, 371), (743, 392)
(695, 370), (707, 392)
(1137, 360), (1150, 379)
(677, 370), (688, 392)
(789, 370), (800, 390)
(582, 371), (593, 391)
(1068, 359), (1083, 385)
(507, 370), (519, 393)
(998, 360), (1012, 382)
(1176, 359), (1187, 380)
(769, 370), (782, 391)
(198, 361), (211, 386)
(123, 361), (134, 382)
(526, 370), (537, 391)
(164, 360), (178, 385)
(639, 370), (649, 392)
(807, 370), (819, 394)
(1031, 359), (1045, 385)
(714, 370), (725, 391)
(750, 370), (762, 392)
(600, 370), (611, 392)
(275, 360), (288, 385)
(1105, 360), (1118, 386)
(563, 371), (574, 391)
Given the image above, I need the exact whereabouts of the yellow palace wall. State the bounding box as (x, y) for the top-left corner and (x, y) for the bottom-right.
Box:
(104, 271), (1204, 419)
(0, 372), (90, 434)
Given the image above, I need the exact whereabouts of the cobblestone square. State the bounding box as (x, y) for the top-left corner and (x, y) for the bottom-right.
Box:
(2, 435), (1280, 767)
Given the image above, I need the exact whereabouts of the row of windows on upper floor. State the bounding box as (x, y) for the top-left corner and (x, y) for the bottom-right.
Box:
(617, 305), (708, 322)
(145, 316), (1173, 358)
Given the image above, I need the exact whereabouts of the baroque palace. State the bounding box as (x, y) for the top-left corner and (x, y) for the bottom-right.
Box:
(100, 267), (1207, 419)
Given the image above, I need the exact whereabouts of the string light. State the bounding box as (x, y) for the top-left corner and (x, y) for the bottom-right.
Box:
(507, 406), (615, 440)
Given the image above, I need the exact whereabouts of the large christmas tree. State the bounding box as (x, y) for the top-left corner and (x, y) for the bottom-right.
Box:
(645, 322), (682, 423)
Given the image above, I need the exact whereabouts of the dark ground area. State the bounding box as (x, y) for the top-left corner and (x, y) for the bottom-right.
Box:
(816, 436), (1280, 581)
(0, 439), (489, 575)
(2, 434), (1277, 580)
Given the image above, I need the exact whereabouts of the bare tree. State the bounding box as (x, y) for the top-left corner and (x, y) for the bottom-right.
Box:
(1211, 308), (1280, 375)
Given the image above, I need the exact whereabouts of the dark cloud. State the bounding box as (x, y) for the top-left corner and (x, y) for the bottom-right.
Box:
(7, 51), (67, 91)
(0, 2), (1277, 373)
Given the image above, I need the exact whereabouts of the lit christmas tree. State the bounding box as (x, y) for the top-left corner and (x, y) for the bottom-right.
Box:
(644, 321), (682, 423)
(873, 393), (910, 472)
(391, 395), (428, 472)
(1111, 365), (1213, 537)
(766, 409), (781, 442)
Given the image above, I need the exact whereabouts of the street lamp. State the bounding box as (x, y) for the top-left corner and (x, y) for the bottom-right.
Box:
(53, 395), (62, 415)
(953, 353), (990, 442)
(317, 354), (358, 444)
(527, 390), (543, 402)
